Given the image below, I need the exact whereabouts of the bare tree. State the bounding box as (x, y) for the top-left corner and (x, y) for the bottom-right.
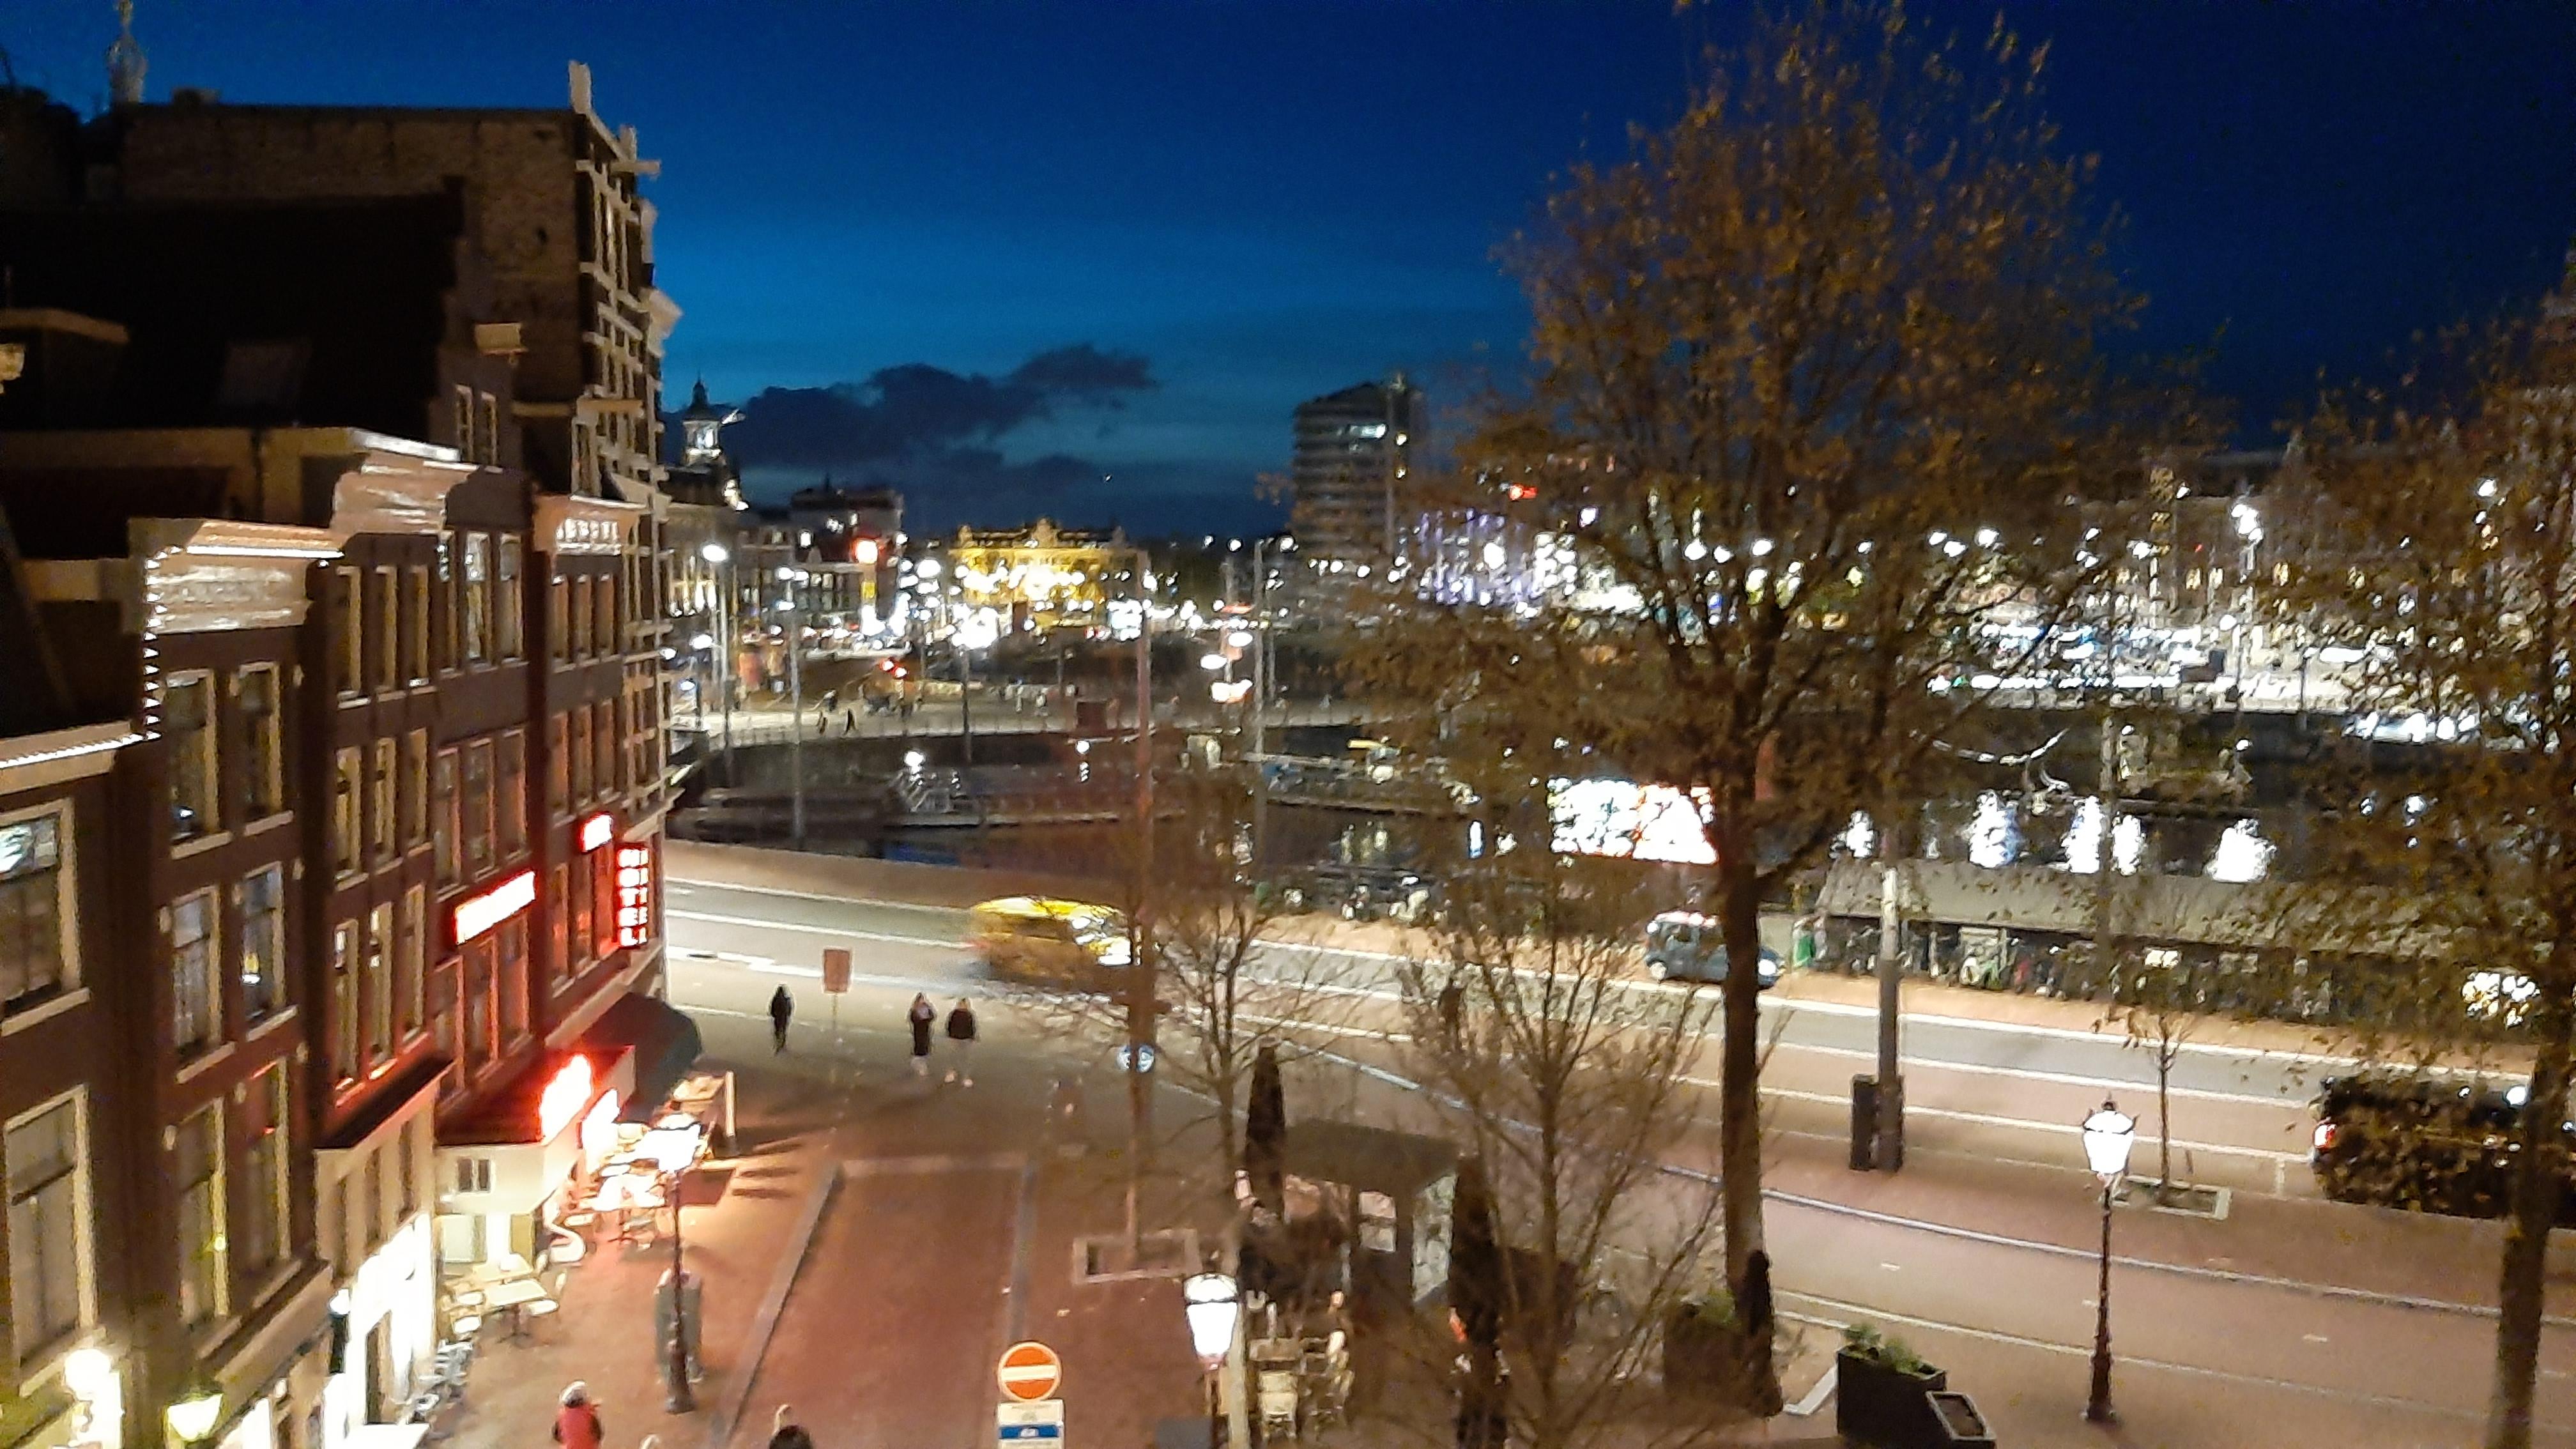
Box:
(1346, 0), (2168, 1404)
(2270, 276), (2576, 1449)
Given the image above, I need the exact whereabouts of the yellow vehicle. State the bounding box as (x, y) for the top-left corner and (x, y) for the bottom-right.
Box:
(967, 896), (1133, 982)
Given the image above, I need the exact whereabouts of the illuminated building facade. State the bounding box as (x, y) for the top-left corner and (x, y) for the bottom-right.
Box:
(933, 518), (1130, 635)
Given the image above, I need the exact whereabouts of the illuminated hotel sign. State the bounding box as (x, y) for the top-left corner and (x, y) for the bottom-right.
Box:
(537, 1055), (597, 1141)
(452, 869), (537, 946)
(579, 812), (615, 853)
(616, 844), (655, 949)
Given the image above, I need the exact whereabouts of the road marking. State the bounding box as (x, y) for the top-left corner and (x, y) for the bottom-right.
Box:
(666, 877), (969, 916)
(670, 908), (962, 948)
(1732, 1080), (2307, 1164)
(2304, 1333), (2331, 1344)
(841, 1152), (1023, 1176)
(1767, 1038), (2297, 1105)
(1879, 1262), (1901, 1271)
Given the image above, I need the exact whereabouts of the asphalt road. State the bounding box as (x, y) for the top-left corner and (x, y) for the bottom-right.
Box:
(661, 877), (2576, 1446)
(665, 875), (2319, 1192)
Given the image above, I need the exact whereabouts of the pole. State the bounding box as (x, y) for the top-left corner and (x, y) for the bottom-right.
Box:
(1124, 549), (1157, 1246)
(961, 641), (975, 769)
(1873, 816), (1905, 1171)
(665, 1173), (695, 1413)
(787, 576), (806, 847)
(719, 561), (735, 779)
(2087, 1178), (2115, 1422)
(1250, 541), (1269, 874)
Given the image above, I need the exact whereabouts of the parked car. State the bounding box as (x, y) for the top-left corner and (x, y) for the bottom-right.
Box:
(2311, 1073), (2574, 1222)
(967, 896), (1133, 983)
(1643, 912), (1781, 988)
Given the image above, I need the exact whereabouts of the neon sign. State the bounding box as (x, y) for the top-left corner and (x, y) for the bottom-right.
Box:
(537, 1055), (596, 1141)
(579, 812), (615, 853)
(452, 869), (537, 946)
(616, 844), (654, 949)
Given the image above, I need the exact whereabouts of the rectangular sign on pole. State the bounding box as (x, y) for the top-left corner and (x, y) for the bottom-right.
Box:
(998, 1400), (1064, 1449)
(822, 947), (852, 995)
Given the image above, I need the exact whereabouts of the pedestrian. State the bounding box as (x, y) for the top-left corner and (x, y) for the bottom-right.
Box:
(842, 707), (857, 735)
(944, 998), (978, 1085)
(1438, 978), (1464, 1047)
(768, 1406), (815, 1449)
(553, 1384), (602, 1449)
(816, 689), (837, 730)
(769, 985), (794, 1054)
(908, 992), (937, 1077)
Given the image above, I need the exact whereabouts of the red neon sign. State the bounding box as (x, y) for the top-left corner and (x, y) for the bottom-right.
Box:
(579, 812), (615, 853)
(452, 869), (537, 946)
(616, 844), (654, 949)
(537, 1055), (595, 1141)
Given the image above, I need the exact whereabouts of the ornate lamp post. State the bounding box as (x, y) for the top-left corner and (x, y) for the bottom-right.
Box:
(2080, 1098), (2137, 1424)
(1183, 1272), (1241, 1441)
(640, 1112), (708, 1413)
(164, 1382), (223, 1446)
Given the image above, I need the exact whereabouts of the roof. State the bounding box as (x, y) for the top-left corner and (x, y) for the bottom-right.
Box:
(972, 895), (1118, 925)
(0, 193), (477, 436)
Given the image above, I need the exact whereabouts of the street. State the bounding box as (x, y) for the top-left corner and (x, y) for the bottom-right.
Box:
(652, 857), (2576, 1446)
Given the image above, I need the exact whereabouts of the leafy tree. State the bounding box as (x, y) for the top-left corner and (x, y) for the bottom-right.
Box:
(2270, 271), (2576, 1449)
(1347, 0), (2165, 1403)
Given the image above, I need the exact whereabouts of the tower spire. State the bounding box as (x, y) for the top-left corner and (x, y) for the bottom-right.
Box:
(106, 0), (146, 107)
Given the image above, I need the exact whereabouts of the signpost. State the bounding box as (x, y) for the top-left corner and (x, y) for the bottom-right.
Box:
(822, 947), (852, 994)
(998, 1341), (1063, 1402)
(997, 1400), (1065, 1449)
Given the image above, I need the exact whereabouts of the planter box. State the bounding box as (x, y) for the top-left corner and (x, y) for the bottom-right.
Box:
(1834, 1347), (1947, 1448)
(1926, 1392), (1993, 1447)
(1662, 1309), (1758, 1406)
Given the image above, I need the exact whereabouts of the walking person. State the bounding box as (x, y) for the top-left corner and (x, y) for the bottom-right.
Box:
(908, 993), (937, 1078)
(1438, 977), (1464, 1048)
(944, 998), (978, 1085)
(553, 1384), (602, 1449)
(769, 985), (794, 1054)
(768, 1406), (815, 1449)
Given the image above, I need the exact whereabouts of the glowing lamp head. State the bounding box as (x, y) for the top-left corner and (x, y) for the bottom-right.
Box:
(166, 1386), (224, 1444)
(61, 1347), (115, 1401)
(1183, 1272), (1239, 1363)
(699, 542), (729, 564)
(2081, 1099), (2137, 1181)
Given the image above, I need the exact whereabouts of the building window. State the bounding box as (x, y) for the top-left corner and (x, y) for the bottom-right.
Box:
(0, 809), (69, 1011)
(569, 576), (592, 662)
(498, 730), (527, 859)
(551, 863), (572, 983)
(240, 1066), (289, 1278)
(370, 738), (396, 864)
(475, 392), (499, 466)
(5, 1096), (88, 1361)
(433, 749), (459, 885)
(498, 916), (528, 1045)
(334, 566), (362, 697)
(331, 921), (358, 1084)
(547, 714), (569, 817)
(167, 673), (218, 841)
(463, 534), (491, 664)
(404, 564), (431, 686)
(402, 729), (428, 850)
(397, 885), (425, 1041)
(462, 937), (494, 1077)
(569, 852), (594, 970)
(452, 385), (473, 457)
(550, 576), (569, 663)
(498, 536), (524, 661)
(171, 889), (218, 1058)
(592, 702), (616, 801)
(371, 565), (398, 694)
(452, 1156), (492, 1195)
(365, 903), (393, 1068)
(570, 710), (593, 802)
(176, 1105), (225, 1329)
(429, 958), (457, 1077)
(463, 740), (494, 877)
(435, 532), (458, 674)
(592, 848), (619, 961)
(595, 574), (618, 655)
(239, 665), (283, 820)
(239, 866), (284, 1022)
(334, 747), (362, 877)
(398, 1117), (421, 1218)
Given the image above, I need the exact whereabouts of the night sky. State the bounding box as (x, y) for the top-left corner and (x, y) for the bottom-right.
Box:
(7, 2), (2573, 534)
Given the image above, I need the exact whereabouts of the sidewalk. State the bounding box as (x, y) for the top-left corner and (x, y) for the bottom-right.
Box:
(438, 1071), (841, 1449)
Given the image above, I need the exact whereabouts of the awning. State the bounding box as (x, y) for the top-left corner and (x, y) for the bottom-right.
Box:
(578, 992), (703, 1122)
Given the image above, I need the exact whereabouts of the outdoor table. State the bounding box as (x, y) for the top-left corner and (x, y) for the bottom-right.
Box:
(481, 1276), (553, 1343)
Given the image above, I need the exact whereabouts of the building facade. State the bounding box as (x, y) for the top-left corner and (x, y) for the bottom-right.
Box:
(1290, 374), (1421, 566)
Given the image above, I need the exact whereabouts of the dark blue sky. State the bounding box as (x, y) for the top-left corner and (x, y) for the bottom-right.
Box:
(8, 2), (2574, 533)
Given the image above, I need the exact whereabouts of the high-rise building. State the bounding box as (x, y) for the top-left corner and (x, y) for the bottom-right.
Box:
(1290, 374), (1422, 563)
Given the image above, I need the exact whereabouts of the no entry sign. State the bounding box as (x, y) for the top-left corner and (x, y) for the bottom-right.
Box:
(997, 1340), (1063, 1402)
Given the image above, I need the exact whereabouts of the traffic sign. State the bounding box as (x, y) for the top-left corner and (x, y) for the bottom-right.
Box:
(998, 1400), (1064, 1449)
(997, 1340), (1063, 1402)
(822, 947), (852, 995)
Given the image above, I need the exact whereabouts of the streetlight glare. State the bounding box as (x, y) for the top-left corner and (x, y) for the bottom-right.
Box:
(700, 542), (729, 564)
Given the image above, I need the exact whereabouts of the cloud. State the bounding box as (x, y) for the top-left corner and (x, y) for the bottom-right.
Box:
(711, 344), (1156, 475)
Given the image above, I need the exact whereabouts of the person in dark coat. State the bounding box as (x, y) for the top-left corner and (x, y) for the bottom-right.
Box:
(944, 999), (979, 1085)
(908, 993), (937, 1077)
(769, 985), (794, 1054)
(768, 1405), (815, 1449)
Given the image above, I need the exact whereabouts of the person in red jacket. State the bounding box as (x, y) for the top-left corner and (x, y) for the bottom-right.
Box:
(553, 1383), (602, 1449)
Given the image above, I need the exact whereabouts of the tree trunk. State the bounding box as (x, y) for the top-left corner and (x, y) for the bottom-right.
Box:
(2157, 1048), (2174, 1200)
(2487, 999), (2576, 1449)
(1713, 834), (1782, 1414)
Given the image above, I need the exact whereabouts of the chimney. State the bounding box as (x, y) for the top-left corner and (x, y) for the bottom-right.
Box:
(569, 61), (594, 114)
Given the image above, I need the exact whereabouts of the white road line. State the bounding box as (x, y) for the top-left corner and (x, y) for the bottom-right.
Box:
(667, 877), (967, 916)
(1736, 1080), (2306, 1164)
(668, 908), (962, 948)
(1764, 1037), (2297, 1105)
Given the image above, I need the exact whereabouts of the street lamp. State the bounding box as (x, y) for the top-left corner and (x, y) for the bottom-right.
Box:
(1183, 1271), (1241, 1440)
(641, 1112), (708, 1413)
(165, 1383), (223, 1445)
(2080, 1098), (2136, 1424)
(700, 544), (736, 773)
